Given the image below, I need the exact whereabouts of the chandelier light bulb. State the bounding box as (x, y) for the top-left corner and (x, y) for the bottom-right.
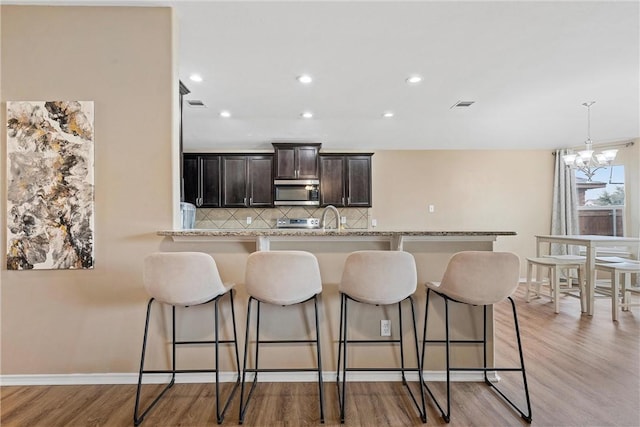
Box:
(562, 153), (577, 164)
(602, 149), (618, 161)
(562, 101), (618, 181)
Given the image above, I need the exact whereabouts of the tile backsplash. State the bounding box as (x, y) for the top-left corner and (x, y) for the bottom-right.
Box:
(195, 207), (370, 230)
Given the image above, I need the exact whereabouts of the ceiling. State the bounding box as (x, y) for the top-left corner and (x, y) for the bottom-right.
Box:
(8, 1), (640, 151)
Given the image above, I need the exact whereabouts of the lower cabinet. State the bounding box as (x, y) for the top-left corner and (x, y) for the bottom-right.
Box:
(222, 155), (273, 208)
(320, 154), (372, 207)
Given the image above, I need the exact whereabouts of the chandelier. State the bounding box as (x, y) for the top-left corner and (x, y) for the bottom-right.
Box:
(562, 101), (617, 181)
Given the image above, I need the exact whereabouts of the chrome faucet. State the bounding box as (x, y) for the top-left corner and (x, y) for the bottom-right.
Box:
(321, 205), (340, 230)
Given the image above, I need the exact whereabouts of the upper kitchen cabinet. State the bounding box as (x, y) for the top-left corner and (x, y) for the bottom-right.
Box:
(222, 155), (273, 208)
(273, 143), (321, 179)
(319, 153), (373, 207)
(183, 154), (220, 207)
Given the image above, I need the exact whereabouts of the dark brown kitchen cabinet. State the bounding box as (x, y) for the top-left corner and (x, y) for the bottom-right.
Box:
(319, 154), (372, 207)
(183, 154), (220, 207)
(222, 155), (273, 208)
(273, 143), (321, 179)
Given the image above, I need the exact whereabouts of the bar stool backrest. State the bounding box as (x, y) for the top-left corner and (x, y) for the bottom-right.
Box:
(437, 251), (520, 305)
(245, 251), (322, 305)
(340, 250), (417, 305)
(143, 252), (226, 306)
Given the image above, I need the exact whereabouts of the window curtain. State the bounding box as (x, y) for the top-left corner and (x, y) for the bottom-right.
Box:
(551, 149), (579, 255)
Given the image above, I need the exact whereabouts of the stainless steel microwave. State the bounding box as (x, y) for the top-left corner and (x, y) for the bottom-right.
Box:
(274, 179), (320, 206)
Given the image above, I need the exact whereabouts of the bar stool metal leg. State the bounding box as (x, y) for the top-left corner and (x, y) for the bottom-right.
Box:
(135, 293), (240, 426)
(134, 300), (176, 426)
(338, 293), (426, 424)
(313, 295), (326, 423)
(214, 290), (241, 424)
(421, 290), (532, 423)
(240, 295), (325, 424)
(239, 297), (259, 424)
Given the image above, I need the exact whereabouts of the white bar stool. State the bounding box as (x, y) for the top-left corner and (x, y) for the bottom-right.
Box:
(526, 256), (586, 313)
(337, 250), (426, 424)
(594, 261), (640, 321)
(238, 250), (324, 424)
(134, 252), (240, 425)
(421, 251), (532, 423)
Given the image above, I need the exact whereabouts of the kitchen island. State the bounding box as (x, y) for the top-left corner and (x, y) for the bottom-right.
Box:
(156, 229), (517, 379)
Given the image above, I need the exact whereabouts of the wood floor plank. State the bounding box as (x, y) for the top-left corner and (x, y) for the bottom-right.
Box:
(2, 285), (639, 426)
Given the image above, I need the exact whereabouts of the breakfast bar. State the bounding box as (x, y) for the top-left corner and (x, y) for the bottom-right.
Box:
(157, 229), (517, 378)
(159, 229), (517, 251)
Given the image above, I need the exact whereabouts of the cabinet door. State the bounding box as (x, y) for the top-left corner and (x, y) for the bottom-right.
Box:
(248, 156), (273, 207)
(320, 156), (346, 206)
(222, 156), (248, 207)
(182, 155), (220, 207)
(201, 156), (220, 207)
(274, 146), (296, 179)
(183, 155), (199, 205)
(346, 156), (372, 207)
(297, 146), (319, 179)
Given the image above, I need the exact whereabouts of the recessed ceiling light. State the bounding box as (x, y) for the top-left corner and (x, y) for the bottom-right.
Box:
(406, 75), (422, 84)
(382, 111), (394, 118)
(189, 73), (203, 82)
(301, 111), (313, 119)
(297, 74), (313, 84)
(219, 110), (231, 118)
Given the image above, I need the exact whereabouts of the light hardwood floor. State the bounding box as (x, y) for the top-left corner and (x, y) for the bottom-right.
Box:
(2, 285), (639, 426)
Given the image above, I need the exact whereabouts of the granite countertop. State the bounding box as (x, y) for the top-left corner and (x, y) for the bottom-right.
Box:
(158, 229), (517, 237)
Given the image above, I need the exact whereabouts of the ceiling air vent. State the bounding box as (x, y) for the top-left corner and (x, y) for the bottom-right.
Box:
(186, 100), (206, 108)
(450, 100), (475, 109)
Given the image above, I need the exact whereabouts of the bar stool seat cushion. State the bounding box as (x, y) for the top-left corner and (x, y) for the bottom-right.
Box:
(245, 251), (322, 305)
(339, 250), (417, 305)
(426, 251), (520, 306)
(143, 252), (233, 306)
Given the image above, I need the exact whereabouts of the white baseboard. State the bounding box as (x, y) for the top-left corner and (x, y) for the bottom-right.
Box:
(0, 370), (499, 386)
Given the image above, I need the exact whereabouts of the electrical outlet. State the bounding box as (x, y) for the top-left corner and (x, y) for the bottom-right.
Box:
(341, 216), (347, 224)
(428, 204), (435, 213)
(371, 219), (377, 228)
(246, 216), (252, 225)
(381, 319), (391, 337)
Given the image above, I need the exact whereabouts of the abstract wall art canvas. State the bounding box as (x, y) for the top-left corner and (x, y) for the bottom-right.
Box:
(6, 101), (95, 270)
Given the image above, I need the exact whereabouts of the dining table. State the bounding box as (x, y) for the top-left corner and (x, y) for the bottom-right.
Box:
(535, 235), (640, 316)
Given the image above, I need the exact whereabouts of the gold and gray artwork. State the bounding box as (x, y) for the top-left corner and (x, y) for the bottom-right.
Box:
(6, 101), (94, 270)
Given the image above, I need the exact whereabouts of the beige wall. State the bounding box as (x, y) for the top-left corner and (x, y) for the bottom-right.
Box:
(370, 150), (555, 259)
(1, 6), (175, 374)
(1, 6), (637, 378)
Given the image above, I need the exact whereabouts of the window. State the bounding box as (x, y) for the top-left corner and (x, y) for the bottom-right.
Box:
(576, 165), (625, 236)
